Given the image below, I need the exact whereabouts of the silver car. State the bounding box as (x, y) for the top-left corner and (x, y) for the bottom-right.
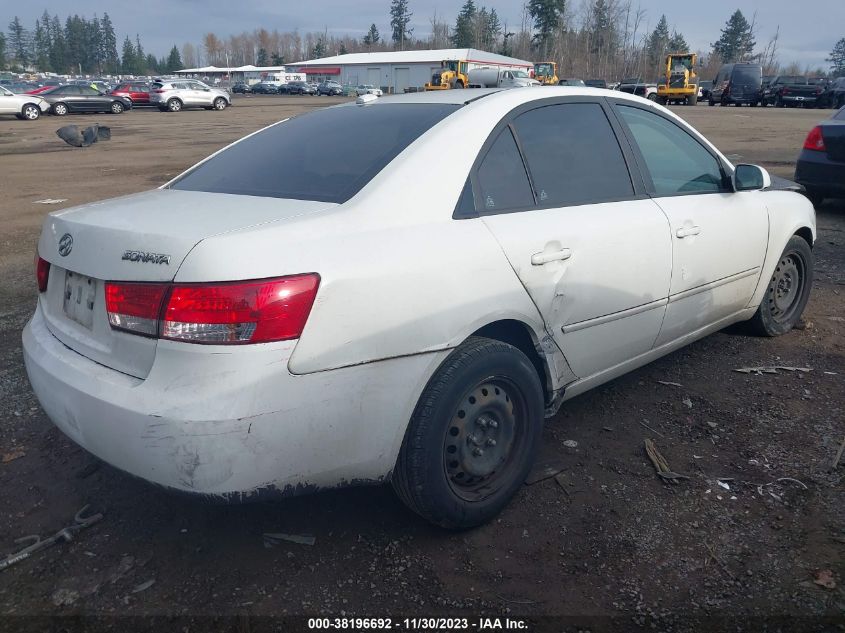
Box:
(150, 80), (231, 112)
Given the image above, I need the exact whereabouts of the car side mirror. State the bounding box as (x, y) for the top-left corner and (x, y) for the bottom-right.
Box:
(733, 164), (771, 192)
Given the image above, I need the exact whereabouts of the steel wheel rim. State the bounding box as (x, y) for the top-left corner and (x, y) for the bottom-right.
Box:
(767, 252), (806, 323)
(442, 377), (526, 502)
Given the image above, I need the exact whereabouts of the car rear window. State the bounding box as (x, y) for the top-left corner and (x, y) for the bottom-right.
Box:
(170, 103), (459, 203)
(835, 109), (845, 121)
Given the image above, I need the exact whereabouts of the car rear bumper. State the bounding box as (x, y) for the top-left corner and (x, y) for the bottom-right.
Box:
(795, 149), (845, 197)
(23, 304), (440, 500)
(780, 95), (818, 105)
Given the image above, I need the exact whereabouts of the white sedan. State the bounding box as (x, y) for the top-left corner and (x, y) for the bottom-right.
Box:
(23, 88), (815, 528)
(355, 84), (383, 97)
(0, 85), (50, 120)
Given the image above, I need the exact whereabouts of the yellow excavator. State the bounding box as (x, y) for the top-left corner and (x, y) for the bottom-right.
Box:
(533, 62), (559, 85)
(656, 53), (699, 105)
(424, 60), (470, 90)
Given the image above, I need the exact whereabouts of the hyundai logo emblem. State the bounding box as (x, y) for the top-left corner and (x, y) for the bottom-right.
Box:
(58, 233), (73, 257)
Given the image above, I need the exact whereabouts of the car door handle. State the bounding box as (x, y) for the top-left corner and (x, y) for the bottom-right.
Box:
(531, 248), (572, 265)
(676, 226), (701, 238)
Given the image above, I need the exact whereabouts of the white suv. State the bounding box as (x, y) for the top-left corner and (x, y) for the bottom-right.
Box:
(150, 80), (231, 112)
(0, 85), (50, 120)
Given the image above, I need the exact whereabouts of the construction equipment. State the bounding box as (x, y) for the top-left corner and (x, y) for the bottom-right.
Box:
(533, 62), (559, 85)
(424, 60), (470, 91)
(656, 53), (699, 105)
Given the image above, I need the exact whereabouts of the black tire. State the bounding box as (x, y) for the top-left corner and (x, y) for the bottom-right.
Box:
(52, 102), (68, 116)
(708, 97), (715, 106)
(392, 336), (544, 529)
(647, 92), (658, 101)
(21, 103), (41, 120)
(110, 101), (124, 114)
(213, 97), (227, 110)
(748, 236), (814, 337)
(167, 98), (182, 112)
(776, 96), (784, 108)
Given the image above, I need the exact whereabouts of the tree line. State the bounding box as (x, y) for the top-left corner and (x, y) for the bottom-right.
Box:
(1, 12), (182, 75)
(2, 3), (843, 81)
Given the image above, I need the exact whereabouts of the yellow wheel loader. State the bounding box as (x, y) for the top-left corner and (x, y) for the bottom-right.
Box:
(656, 53), (699, 105)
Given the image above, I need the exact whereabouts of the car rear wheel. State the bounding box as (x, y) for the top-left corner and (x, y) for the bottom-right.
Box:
(748, 236), (813, 337)
(21, 104), (41, 120)
(52, 103), (68, 116)
(392, 336), (544, 529)
(167, 98), (182, 112)
(110, 101), (124, 114)
(213, 97), (227, 110)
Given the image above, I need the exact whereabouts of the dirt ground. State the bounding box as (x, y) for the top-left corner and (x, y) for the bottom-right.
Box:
(0, 96), (843, 632)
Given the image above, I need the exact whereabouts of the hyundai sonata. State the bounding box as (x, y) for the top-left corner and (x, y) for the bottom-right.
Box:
(24, 88), (815, 528)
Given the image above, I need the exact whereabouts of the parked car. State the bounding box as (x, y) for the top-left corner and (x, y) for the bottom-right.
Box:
(709, 63), (763, 106)
(558, 78), (586, 86)
(23, 88), (815, 529)
(26, 81), (62, 95)
(8, 82), (39, 94)
(616, 78), (658, 100)
(251, 82), (278, 94)
(698, 80), (713, 101)
(761, 75), (821, 108)
(287, 81), (317, 95)
(150, 80), (231, 112)
(821, 77), (845, 109)
(40, 84), (132, 115)
(231, 82), (252, 94)
(110, 82), (151, 106)
(795, 106), (845, 207)
(317, 80), (343, 96)
(355, 84), (383, 97)
(584, 79), (608, 89)
(0, 85), (50, 120)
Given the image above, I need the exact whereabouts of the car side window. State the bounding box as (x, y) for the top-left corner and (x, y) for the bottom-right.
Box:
(80, 86), (99, 95)
(616, 105), (727, 196)
(511, 103), (633, 207)
(475, 127), (534, 213)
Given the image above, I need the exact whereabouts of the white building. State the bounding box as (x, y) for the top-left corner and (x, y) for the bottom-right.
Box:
(292, 48), (533, 93)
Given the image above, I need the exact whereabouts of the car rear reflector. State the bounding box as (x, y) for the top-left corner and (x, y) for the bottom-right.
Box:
(36, 255), (50, 293)
(161, 274), (320, 344)
(103, 274), (320, 344)
(803, 126), (826, 152)
(105, 282), (169, 337)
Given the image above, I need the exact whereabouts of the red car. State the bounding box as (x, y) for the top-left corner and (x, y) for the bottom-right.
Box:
(26, 83), (61, 95)
(110, 82), (151, 105)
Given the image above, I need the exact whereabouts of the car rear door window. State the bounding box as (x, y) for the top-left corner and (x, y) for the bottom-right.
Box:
(616, 105), (727, 195)
(475, 127), (534, 212)
(511, 103), (633, 207)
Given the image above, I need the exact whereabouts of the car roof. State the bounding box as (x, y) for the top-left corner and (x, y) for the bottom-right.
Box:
(373, 86), (633, 106)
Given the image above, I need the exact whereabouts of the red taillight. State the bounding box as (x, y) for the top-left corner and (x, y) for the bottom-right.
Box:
(782, 87), (790, 95)
(803, 126), (826, 152)
(162, 275), (320, 344)
(35, 255), (50, 293)
(104, 274), (320, 344)
(105, 282), (169, 336)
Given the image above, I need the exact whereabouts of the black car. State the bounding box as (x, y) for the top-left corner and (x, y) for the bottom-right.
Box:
(231, 82), (252, 94)
(818, 77), (845, 109)
(709, 63), (762, 106)
(761, 75), (821, 108)
(251, 82), (278, 94)
(41, 84), (132, 115)
(584, 79), (608, 89)
(698, 80), (713, 100)
(286, 81), (316, 95)
(795, 107), (845, 207)
(317, 81), (343, 96)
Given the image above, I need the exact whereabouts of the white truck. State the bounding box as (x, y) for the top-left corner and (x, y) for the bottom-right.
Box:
(467, 67), (540, 89)
(262, 72), (306, 88)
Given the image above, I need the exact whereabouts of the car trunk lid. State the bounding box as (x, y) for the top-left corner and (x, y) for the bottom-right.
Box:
(822, 121), (845, 162)
(38, 189), (336, 378)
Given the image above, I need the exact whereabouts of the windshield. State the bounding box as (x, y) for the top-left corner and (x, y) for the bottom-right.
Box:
(512, 70), (529, 78)
(535, 64), (553, 75)
(0, 86), (11, 96)
(170, 103), (460, 203)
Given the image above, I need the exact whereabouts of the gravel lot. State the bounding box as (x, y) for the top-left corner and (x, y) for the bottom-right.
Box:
(0, 96), (843, 632)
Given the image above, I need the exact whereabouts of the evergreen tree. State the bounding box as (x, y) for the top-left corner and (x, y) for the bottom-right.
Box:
(486, 8), (501, 50)
(646, 14), (670, 70)
(827, 37), (845, 77)
(711, 9), (755, 63)
(338, 43), (348, 55)
(7, 16), (30, 67)
(166, 45), (182, 72)
(389, 0), (413, 50)
(667, 30), (689, 52)
(363, 23), (380, 47)
(145, 52), (157, 73)
(270, 51), (284, 65)
(256, 47), (268, 66)
(590, 0), (614, 55)
(64, 15), (85, 73)
(451, 0), (477, 48)
(100, 12), (119, 73)
(48, 15), (65, 73)
(135, 34), (145, 71)
(87, 15), (103, 72)
(311, 39), (325, 59)
(33, 18), (50, 71)
(121, 35), (136, 74)
(0, 33), (6, 69)
(527, 0), (566, 58)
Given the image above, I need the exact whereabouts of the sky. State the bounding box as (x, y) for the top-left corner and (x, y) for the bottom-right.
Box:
(8, 0), (844, 70)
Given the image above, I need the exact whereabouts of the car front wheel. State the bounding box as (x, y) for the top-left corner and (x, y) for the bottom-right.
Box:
(392, 336), (544, 529)
(110, 101), (124, 114)
(22, 104), (41, 120)
(748, 236), (813, 336)
(167, 98), (182, 112)
(52, 103), (69, 116)
(213, 97), (227, 110)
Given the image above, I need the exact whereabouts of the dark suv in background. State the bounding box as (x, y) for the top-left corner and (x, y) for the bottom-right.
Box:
(709, 63), (763, 106)
(317, 81), (343, 96)
(286, 81), (317, 95)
